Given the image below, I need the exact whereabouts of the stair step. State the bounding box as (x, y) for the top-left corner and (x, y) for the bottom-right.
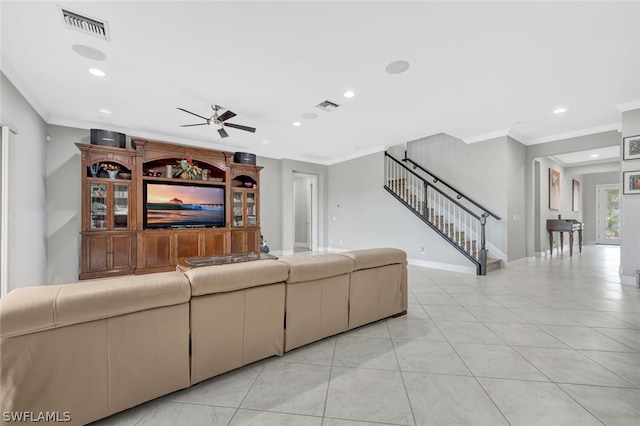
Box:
(486, 258), (502, 273)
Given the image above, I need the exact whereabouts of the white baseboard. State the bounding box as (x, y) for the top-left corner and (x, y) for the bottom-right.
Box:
(407, 258), (476, 275)
(621, 275), (639, 287)
(504, 257), (531, 268)
(270, 249), (293, 256)
(325, 247), (349, 253)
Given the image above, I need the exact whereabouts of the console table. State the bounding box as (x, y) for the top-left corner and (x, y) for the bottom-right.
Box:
(546, 219), (584, 257)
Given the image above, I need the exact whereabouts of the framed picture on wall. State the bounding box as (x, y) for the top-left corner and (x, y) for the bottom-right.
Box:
(623, 135), (640, 160)
(549, 168), (561, 210)
(572, 179), (580, 211)
(623, 170), (640, 194)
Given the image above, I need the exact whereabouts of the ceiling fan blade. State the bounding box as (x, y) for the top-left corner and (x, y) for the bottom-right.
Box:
(224, 122), (256, 133)
(180, 123), (209, 127)
(218, 128), (229, 138)
(217, 110), (237, 122)
(177, 107), (209, 121)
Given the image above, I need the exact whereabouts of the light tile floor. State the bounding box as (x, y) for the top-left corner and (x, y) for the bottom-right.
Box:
(92, 245), (640, 425)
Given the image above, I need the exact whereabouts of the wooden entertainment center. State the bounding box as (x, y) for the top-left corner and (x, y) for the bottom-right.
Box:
(76, 138), (262, 279)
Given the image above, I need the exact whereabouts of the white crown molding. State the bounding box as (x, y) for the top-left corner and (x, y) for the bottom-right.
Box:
(616, 100), (640, 112)
(527, 123), (620, 145)
(462, 128), (510, 144)
(462, 128), (529, 145)
(506, 129), (528, 144)
(458, 121), (624, 147)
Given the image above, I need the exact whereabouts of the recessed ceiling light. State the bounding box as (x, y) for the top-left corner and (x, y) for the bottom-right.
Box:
(293, 121), (302, 127)
(89, 68), (106, 77)
(385, 60), (410, 75)
(553, 107), (567, 114)
(99, 109), (111, 114)
(301, 113), (318, 120)
(344, 90), (355, 98)
(590, 154), (599, 158)
(262, 140), (269, 144)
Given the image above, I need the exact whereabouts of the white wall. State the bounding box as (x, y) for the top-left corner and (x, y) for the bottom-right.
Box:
(46, 125), (87, 283)
(256, 156), (282, 250)
(507, 136), (527, 261)
(620, 108), (640, 284)
(0, 72), (48, 289)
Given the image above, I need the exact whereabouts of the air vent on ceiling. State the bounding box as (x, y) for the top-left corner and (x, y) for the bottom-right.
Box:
(315, 100), (341, 112)
(59, 6), (110, 41)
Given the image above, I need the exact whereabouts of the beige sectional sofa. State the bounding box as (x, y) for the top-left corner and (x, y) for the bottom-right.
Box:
(0, 248), (406, 425)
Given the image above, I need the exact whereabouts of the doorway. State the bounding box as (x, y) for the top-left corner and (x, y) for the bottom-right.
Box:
(293, 173), (318, 252)
(1, 124), (13, 296)
(596, 184), (621, 245)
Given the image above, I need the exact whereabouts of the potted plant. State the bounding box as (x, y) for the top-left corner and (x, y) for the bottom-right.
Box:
(101, 163), (120, 179)
(173, 157), (202, 179)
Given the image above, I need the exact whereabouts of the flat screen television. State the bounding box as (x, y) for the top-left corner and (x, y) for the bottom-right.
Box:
(144, 182), (225, 229)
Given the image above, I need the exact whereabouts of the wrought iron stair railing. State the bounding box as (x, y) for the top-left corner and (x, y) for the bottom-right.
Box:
(384, 152), (501, 275)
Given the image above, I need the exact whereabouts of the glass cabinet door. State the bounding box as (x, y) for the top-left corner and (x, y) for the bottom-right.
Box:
(90, 183), (107, 230)
(246, 192), (256, 226)
(233, 191), (243, 226)
(113, 184), (129, 229)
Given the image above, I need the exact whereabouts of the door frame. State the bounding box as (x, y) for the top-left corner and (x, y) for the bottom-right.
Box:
(292, 172), (318, 252)
(1, 124), (16, 297)
(596, 183), (621, 245)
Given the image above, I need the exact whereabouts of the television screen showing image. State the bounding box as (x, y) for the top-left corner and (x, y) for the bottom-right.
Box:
(145, 183), (225, 228)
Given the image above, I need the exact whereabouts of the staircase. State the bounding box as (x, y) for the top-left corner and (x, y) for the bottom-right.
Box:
(384, 152), (502, 275)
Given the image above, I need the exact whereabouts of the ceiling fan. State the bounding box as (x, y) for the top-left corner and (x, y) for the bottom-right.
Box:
(177, 104), (256, 138)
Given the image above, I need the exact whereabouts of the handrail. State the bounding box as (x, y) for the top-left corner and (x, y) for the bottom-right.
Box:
(401, 154), (502, 220)
(385, 152), (481, 221)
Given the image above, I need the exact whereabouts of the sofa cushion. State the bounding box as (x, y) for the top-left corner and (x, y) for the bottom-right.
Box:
(278, 254), (354, 284)
(1, 271), (191, 338)
(185, 259), (289, 296)
(340, 248), (407, 270)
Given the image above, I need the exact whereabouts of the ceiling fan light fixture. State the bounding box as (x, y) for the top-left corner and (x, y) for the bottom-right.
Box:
(209, 121), (223, 130)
